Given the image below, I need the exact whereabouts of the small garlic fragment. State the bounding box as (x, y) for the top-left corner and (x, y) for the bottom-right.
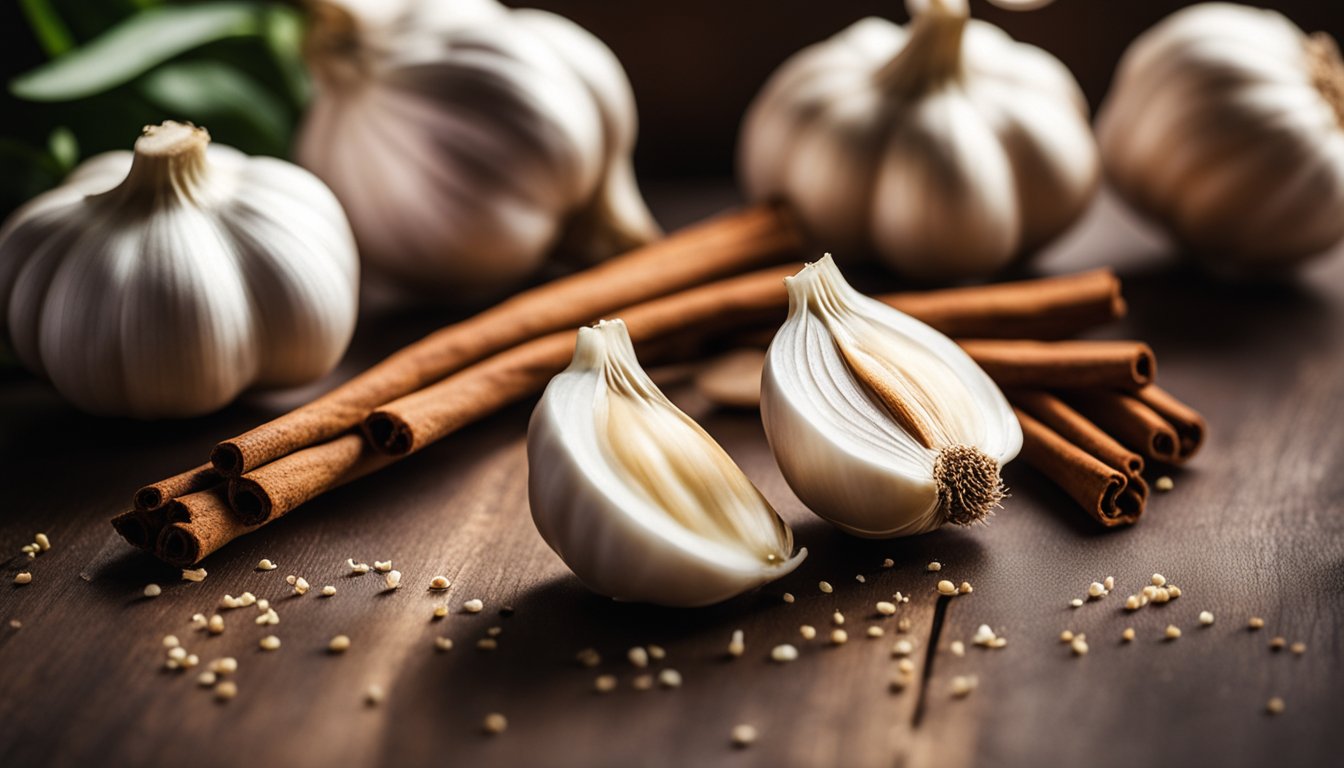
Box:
(731, 724), (758, 748)
(727, 630), (745, 658)
(771, 644), (799, 663)
(799, 625), (817, 640)
(143, 583), (160, 597)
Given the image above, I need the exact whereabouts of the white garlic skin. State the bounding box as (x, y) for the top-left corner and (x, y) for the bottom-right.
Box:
(739, 0), (1098, 281)
(760, 256), (1021, 538)
(1097, 3), (1344, 271)
(296, 0), (660, 296)
(528, 320), (804, 607)
(0, 122), (358, 418)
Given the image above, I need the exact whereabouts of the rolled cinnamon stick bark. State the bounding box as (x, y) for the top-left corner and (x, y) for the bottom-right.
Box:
(134, 463), (220, 511)
(111, 510), (155, 551)
(883, 269), (1124, 339)
(211, 205), (804, 477)
(1014, 407), (1143, 526)
(1133, 385), (1206, 461)
(229, 433), (395, 525)
(961, 340), (1155, 391)
(156, 486), (261, 567)
(1062, 390), (1183, 464)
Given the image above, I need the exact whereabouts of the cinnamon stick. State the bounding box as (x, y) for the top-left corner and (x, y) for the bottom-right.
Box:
(960, 340), (1156, 391)
(1062, 390), (1184, 465)
(228, 433), (395, 525)
(111, 510), (154, 551)
(134, 463), (219, 511)
(883, 269), (1124, 339)
(1014, 407), (1144, 526)
(1133, 385), (1206, 461)
(156, 486), (261, 567)
(210, 205), (804, 477)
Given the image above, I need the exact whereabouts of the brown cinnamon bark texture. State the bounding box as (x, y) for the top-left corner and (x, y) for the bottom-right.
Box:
(960, 340), (1156, 391)
(883, 269), (1124, 339)
(211, 205), (805, 477)
(110, 510), (154, 550)
(156, 486), (261, 567)
(229, 433), (395, 525)
(1133, 385), (1206, 461)
(1014, 407), (1143, 526)
(1063, 390), (1185, 464)
(134, 463), (220, 511)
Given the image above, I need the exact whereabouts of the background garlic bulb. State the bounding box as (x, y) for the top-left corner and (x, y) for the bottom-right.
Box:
(297, 0), (661, 295)
(1097, 3), (1344, 271)
(528, 320), (805, 607)
(0, 121), (358, 419)
(761, 256), (1021, 538)
(739, 0), (1098, 280)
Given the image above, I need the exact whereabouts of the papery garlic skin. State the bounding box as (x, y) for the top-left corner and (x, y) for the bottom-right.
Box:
(739, 0), (1098, 281)
(528, 320), (805, 607)
(1097, 3), (1344, 271)
(760, 256), (1021, 538)
(297, 0), (660, 295)
(0, 122), (358, 418)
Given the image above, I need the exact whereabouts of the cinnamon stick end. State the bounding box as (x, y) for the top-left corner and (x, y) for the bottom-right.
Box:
(228, 480), (274, 526)
(111, 511), (151, 550)
(157, 524), (202, 568)
(210, 442), (246, 478)
(365, 412), (415, 457)
(132, 487), (164, 512)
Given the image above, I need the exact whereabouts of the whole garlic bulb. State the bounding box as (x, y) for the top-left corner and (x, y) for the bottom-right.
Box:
(1097, 3), (1344, 270)
(760, 255), (1021, 538)
(739, 0), (1098, 280)
(0, 122), (358, 418)
(297, 0), (661, 294)
(528, 319), (805, 607)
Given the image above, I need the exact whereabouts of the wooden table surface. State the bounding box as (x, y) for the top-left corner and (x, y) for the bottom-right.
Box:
(1, 183), (1341, 768)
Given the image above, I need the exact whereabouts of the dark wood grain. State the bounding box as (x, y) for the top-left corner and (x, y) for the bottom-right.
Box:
(1, 184), (1341, 768)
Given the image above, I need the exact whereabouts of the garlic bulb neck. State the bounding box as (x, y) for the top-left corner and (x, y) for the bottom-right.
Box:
(1307, 33), (1344, 128)
(875, 0), (968, 95)
(109, 122), (213, 207)
(934, 444), (1005, 526)
(304, 1), (376, 88)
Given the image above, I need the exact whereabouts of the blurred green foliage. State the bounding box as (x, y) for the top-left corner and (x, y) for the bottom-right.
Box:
(1, 0), (310, 220)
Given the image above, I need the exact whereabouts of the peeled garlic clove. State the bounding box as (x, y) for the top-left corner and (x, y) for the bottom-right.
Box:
(760, 255), (1021, 538)
(528, 320), (805, 607)
(1097, 4), (1344, 271)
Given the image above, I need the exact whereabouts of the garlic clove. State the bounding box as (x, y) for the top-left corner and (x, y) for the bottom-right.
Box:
(528, 320), (805, 607)
(760, 255), (1021, 538)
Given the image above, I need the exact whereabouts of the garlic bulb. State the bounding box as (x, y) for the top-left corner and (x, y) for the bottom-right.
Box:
(739, 0), (1098, 280)
(1097, 3), (1344, 270)
(0, 122), (358, 418)
(297, 0), (660, 294)
(528, 320), (805, 607)
(760, 255), (1021, 538)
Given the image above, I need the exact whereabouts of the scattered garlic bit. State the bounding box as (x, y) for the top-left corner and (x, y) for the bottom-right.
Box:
(855, 574), (866, 583)
(1290, 642), (1306, 655)
(429, 576), (450, 590)
(208, 614), (224, 634)
(728, 630), (745, 658)
(143, 583), (161, 597)
(487, 626), (503, 638)
(1122, 627), (1136, 642)
(214, 681), (238, 702)
(959, 581), (973, 594)
(731, 724), (758, 748)
(577, 647), (602, 667)
(1164, 625), (1182, 640)
(882, 558), (895, 568)
(799, 625), (817, 640)
(463, 599), (484, 614)
(255, 598), (269, 611)
(329, 635), (351, 653)
(1151, 588), (1171, 604)
(321, 585), (337, 597)
(972, 624), (1005, 648)
(1124, 595), (1143, 611)
(876, 601), (897, 616)
(1266, 697), (1285, 715)
(1087, 582), (1107, 599)
(7, 620), (20, 629)
(897, 617), (912, 633)
(373, 560), (392, 573)
(950, 641), (966, 657)
(182, 654), (200, 669)
(14, 572), (32, 586)
(936, 580), (957, 596)
(782, 592), (795, 604)
(347, 559), (370, 574)
(165, 659), (180, 671)
(197, 671), (217, 687)
(365, 684), (385, 706)
(1199, 611), (1214, 626)
(1151, 573), (1167, 587)
(896, 658), (916, 675)
(238, 592), (256, 607)
(1154, 476), (1174, 492)
(647, 644), (666, 660)
(632, 674), (654, 691)
(1069, 598), (1083, 608)
(255, 608), (279, 626)
(162, 634), (180, 648)
(628, 646), (650, 668)
(594, 674), (618, 693)
(429, 604), (449, 621)
(20, 544), (35, 555)
(894, 591), (909, 604)
(950, 675), (978, 698)
(34, 533), (51, 551)
(818, 581), (833, 594)
(927, 561), (942, 572)
(210, 657), (238, 675)
(892, 639), (915, 657)
(168, 646), (188, 662)
(1270, 636), (1287, 651)
(434, 637), (454, 652)
(1103, 576), (1115, 592)
(220, 595), (241, 610)
(1167, 585), (1182, 598)
(190, 613), (207, 630)
(1142, 585), (1158, 599)
(293, 577), (310, 595)
(771, 644), (799, 663)
(259, 635), (281, 651)
(182, 568), (207, 582)
(383, 570), (402, 590)
(832, 611), (845, 626)
(867, 626), (885, 638)
(1071, 635), (1089, 656)
(830, 629), (849, 645)
(1059, 630), (1074, 643)
(257, 559), (277, 571)
(658, 669), (683, 688)
(482, 713), (508, 735)
(476, 638), (498, 651)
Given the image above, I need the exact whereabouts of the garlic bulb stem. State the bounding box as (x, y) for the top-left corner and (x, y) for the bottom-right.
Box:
(109, 122), (213, 206)
(1307, 33), (1344, 127)
(875, 0), (967, 95)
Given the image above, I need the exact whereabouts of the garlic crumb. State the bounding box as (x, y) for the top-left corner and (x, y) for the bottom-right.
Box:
(383, 570), (402, 590)
(210, 657), (238, 675)
(1290, 642), (1306, 655)
(936, 580), (957, 596)
(799, 625), (817, 640)
(365, 684), (385, 706)
(429, 576), (450, 590)
(818, 581), (833, 594)
(1151, 573), (1167, 587)
(576, 647), (601, 667)
(1071, 636), (1089, 656)
(867, 626), (885, 638)
(782, 592), (795, 603)
(959, 581), (973, 594)
(1199, 611), (1214, 626)
(162, 634), (180, 648)
(731, 724), (758, 748)
(658, 669), (683, 688)
(892, 639), (914, 657)
(1122, 628), (1136, 642)
(34, 533), (50, 551)
(1125, 595), (1142, 611)
(321, 585), (337, 597)
(256, 559), (277, 571)
(373, 560), (392, 573)
(855, 574), (866, 583)
(1266, 697), (1285, 715)
(476, 638), (497, 651)
(876, 601), (897, 616)
(347, 559), (370, 574)
(293, 577), (310, 595)
(950, 675), (977, 697)
(14, 572), (32, 586)
(830, 629), (848, 645)
(1270, 636), (1286, 651)
(1087, 582), (1107, 598)
(882, 558), (895, 568)
(950, 641), (965, 657)
(214, 681), (237, 702)
(897, 617), (912, 633)
(1164, 625), (1182, 640)
(433, 604), (448, 619)
(927, 561), (941, 572)
(1248, 617), (1265, 630)
(594, 674), (618, 693)
(771, 644), (799, 662)
(197, 671), (217, 687)
(182, 568), (207, 582)
(329, 635), (351, 653)
(628, 646), (649, 668)
(463, 599), (484, 614)
(1059, 630), (1074, 643)
(434, 637), (454, 652)
(482, 713), (507, 735)
(143, 583), (161, 597)
(1103, 576), (1115, 591)
(832, 611), (845, 626)
(632, 674), (654, 691)
(727, 630), (745, 658)
(647, 644), (665, 660)
(1069, 598), (1083, 608)
(259, 635), (281, 651)
(1154, 476), (1174, 492)
(208, 614), (224, 634)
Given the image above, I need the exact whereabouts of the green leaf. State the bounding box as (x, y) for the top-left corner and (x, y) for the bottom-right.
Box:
(10, 2), (271, 102)
(138, 61), (290, 155)
(19, 0), (75, 57)
(47, 126), (79, 171)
